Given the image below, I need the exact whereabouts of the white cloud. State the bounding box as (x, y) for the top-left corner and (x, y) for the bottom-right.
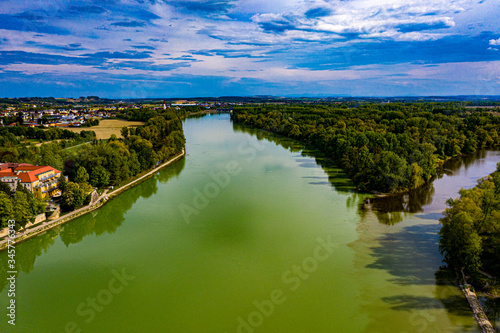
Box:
(490, 38), (500, 46)
(246, 0), (477, 44)
(1, 0), (497, 97)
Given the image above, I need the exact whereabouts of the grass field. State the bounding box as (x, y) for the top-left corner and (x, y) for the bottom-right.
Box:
(64, 119), (145, 139)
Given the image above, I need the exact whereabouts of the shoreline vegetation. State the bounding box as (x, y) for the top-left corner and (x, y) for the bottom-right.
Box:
(0, 108), (214, 246)
(1, 108), (187, 232)
(439, 163), (500, 290)
(0, 150), (185, 251)
(439, 163), (500, 332)
(1, 102), (499, 330)
(231, 104), (500, 331)
(231, 103), (500, 194)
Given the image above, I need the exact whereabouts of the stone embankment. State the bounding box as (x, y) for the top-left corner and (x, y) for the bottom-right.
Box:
(0, 150), (185, 251)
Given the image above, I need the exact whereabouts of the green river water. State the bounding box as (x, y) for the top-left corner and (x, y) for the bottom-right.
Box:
(1, 114), (500, 332)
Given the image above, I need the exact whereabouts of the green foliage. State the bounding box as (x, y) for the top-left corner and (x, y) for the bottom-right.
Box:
(12, 191), (32, 227)
(439, 163), (500, 277)
(1, 107), (185, 220)
(90, 165), (110, 188)
(74, 166), (89, 184)
(0, 181), (13, 196)
(439, 212), (483, 273)
(79, 182), (94, 205)
(61, 182), (85, 211)
(57, 175), (67, 192)
(232, 103), (500, 193)
(85, 118), (99, 127)
(3, 108), (185, 192)
(0, 192), (14, 228)
(121, 126), (129, 138)
(0, 186), (46, 229)
(0, 126), (96, 167)
(18, 186), (46, 216)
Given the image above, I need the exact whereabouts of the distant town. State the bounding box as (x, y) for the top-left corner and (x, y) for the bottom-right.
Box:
(0, 96), (245, 128)
(1, 95), (500, 130)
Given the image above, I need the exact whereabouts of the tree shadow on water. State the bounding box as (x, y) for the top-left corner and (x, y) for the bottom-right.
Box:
(367, 224), (442, 286)
(0, 159), (185, 293)
(233, 122), (355, 193)
(369, 224), (478, 326)
(382, 294), (472, 317)
(381, 268), (476, 333)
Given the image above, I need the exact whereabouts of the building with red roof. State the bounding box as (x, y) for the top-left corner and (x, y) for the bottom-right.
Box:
(0, 163), (63, 198)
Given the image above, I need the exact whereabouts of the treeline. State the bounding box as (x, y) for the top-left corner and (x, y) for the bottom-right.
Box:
(0, 127), (96, 167)
(0, 109), (185, 221)
(0, 159), (186, 294)
(232, 103), (500, 193)
(0, 125), (95, 146)
(439, 163), (500, 288)
(59, 110), (185, 211)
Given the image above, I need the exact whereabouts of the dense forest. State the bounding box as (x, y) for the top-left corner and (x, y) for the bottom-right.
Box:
(0, 109), (185, 227)
(439, 164), (500, 291)
(232, 103), (500, 193)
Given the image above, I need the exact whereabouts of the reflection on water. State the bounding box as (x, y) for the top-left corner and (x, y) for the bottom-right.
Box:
(359, 150), (494, 225)
(353, 149), (500, 331)
(2, 114), (499, 332)
(0, 157), (185, 293)
(232, 123), (355, 193)
(367, 224), (442, 286)
(235, 120), (500, 328)
(360, 181), (435, 225)
(233, 122), (500, 328)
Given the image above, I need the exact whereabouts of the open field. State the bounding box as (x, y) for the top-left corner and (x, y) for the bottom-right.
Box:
(63, 119), (145, 139)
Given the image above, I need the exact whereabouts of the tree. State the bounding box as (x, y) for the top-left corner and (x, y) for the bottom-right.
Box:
(17, 185), (45, 216)
(0, 181), (13, 196)
(74, 166), (89, 184)
(57, 174), (67, 192)
(290, 124), (301, 138)
(439, 212), (483, 274)
(16, 111), (24, 125)
(12, 191), (32, 228)
(0, 192), (13, 228)
(121, 126), (129, 139)
(61, 182), (84, 211)
(231, 103), (500, 193)
(90, 165), (110, 188)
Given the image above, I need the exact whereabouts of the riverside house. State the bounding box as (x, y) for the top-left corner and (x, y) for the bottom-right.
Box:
(0, 163), (64, 199)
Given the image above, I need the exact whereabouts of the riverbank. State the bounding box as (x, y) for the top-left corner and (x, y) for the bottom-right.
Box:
(0, 149), (185, 252)
(3, 113), (497, 332)
(459, 279), (496, 333)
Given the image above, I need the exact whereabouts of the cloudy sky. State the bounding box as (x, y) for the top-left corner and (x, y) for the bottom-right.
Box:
(0, 0), (499, 98)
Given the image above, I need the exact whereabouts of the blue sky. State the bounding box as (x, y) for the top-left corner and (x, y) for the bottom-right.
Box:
(0, 0), (499, 97)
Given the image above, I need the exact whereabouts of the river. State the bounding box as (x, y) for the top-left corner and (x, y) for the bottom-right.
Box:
(1, 114), (499, 332)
